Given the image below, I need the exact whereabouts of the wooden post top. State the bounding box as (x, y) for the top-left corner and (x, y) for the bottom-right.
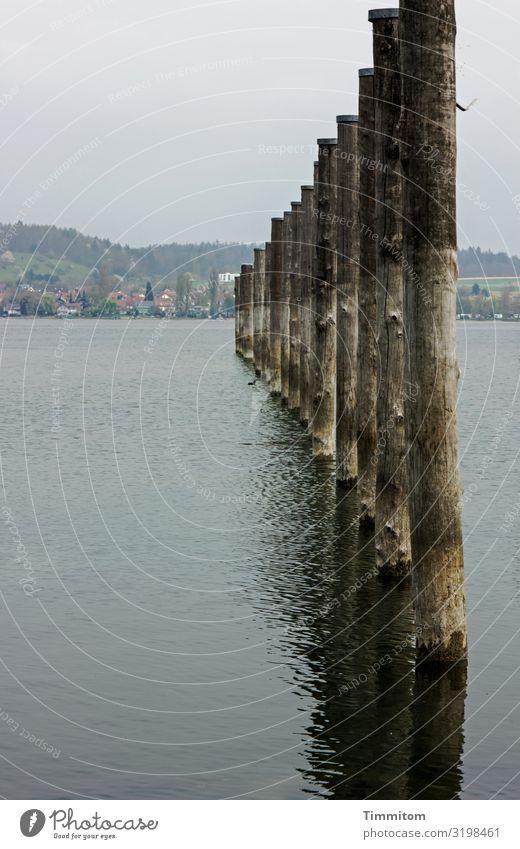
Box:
(337, 115), (359, 123)
(359, 67), (375, 77)
(317, 138), (337, 145)
(368, 8), (399, 20)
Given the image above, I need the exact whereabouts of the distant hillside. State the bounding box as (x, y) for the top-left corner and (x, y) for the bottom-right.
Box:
(458, 247), (520, 279)
(0, 222), (256, 289)
(1, 222), (518, 289)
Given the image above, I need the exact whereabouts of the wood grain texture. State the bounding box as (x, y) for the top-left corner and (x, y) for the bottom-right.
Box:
(357, 72), (378, 527)
(400, 0), (467, 663)
(253, 248), (265, 376)
(336, 120), (360, 488)
(311, 143), (338, 459)
(372, 13), (411, 576)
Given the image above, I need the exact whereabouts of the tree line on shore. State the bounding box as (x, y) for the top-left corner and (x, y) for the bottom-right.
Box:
(1, 222), (518, 287)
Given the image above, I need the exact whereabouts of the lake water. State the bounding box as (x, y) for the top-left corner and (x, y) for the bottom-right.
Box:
(0, 318), (519, 800)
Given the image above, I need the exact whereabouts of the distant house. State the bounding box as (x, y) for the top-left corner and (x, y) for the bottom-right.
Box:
(134, 301), (156, 316)
(156, 293), (174, 309)
(218, 273), (236, 284)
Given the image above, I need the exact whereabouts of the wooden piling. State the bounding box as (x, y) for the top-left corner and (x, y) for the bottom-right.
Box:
(262, 242), (271, 381)
(240, 263), (254, 361)
(306, 162), (320, 431)
(289, 201), (302, 411)
(399, 0), (467, 663)
(299, 185), (314, 427)
(370, 8), (411, 577)
(357, 68), (378, 527)
(311, 139), (338, 459)
(281, 211), (292, 403)
(253, 248), (265, 376)
(335, 115), (360, 488)
(269, 217), (284, 396)
(234, 273), (242, 356)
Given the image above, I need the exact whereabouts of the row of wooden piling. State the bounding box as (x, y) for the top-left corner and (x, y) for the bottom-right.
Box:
(234, 3), (466, 667)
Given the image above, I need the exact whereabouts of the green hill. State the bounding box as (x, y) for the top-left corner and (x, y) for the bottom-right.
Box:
(0, 252), (93, 288)
(0, 222), (256, 291)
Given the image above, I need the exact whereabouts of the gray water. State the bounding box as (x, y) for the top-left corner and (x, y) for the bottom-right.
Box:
(0, 318), (519, 800)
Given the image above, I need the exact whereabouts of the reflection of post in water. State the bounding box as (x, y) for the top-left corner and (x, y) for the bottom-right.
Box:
(406, 663), (467, 799)
(300, 490), (466, 799)
(298, 488), (414, 798)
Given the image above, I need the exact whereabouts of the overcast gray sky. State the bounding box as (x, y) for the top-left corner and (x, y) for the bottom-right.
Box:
(1, 0), (519, 253)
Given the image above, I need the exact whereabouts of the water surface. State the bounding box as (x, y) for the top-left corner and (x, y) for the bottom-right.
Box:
(0, 318), (518, 799)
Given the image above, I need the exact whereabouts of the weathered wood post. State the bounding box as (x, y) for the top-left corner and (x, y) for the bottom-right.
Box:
(335, 115), (359, 488)
(312, 139), (338, 459)
(269, 217), (284, 395)
(357, 68), (378, 526)
(399, 0), (467, 662)
(262, 241), (271, 381)
(234, 273), (242, 356)
(281, 211), (292, 403)
(240, 263), (254, 361)
(310, 160), (319, 430)
(289, 200), (302, 411)
(299, 185), (315, 427)
(253, 248), (265, 376)
(370, 8), (411, 576)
